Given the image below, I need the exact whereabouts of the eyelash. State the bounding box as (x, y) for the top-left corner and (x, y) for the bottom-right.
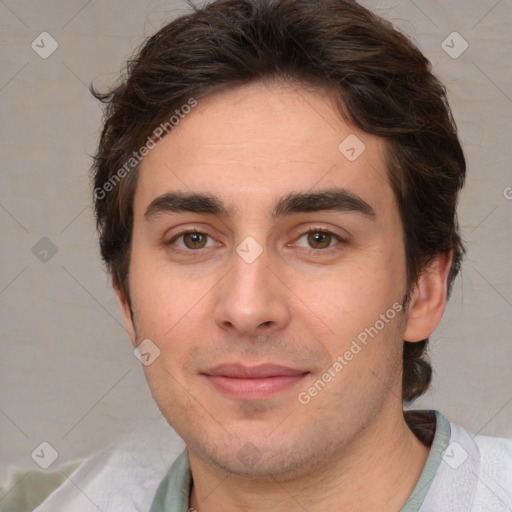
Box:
(165, 227), (346, 254)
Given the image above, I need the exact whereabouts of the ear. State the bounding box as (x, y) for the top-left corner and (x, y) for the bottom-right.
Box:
(403, 251), (453, 342)
(113, 277), (137, 347)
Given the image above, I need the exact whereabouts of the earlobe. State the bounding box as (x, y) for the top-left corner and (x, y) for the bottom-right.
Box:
(403, 252), (453, 343)
(113, 277), (137, 347)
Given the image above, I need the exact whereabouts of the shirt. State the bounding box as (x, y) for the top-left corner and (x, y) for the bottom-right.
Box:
(26, 410), (512, 511)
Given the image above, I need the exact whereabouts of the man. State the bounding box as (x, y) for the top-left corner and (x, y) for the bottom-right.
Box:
(33, 0), (512, 510)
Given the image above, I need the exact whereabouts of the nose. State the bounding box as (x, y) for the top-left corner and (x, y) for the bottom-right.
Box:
(212, 244), (292, 337)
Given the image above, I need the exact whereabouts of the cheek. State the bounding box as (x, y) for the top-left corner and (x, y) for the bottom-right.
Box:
(129, 259), (215, 371)
(294, 262), (398, 332)
(291, 263), (406, 397)
(129, 243), (188, 322)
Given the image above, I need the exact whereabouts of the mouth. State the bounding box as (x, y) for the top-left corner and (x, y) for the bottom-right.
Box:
(201, 363), (310, 400)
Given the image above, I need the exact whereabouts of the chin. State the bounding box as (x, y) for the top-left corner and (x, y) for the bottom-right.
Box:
(186, 426), (333, 481)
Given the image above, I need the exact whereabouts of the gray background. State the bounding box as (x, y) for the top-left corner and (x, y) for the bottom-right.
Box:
(1, 0), (511, 483)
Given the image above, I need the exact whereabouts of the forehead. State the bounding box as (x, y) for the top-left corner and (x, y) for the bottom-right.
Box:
(135, 80), (394, 218)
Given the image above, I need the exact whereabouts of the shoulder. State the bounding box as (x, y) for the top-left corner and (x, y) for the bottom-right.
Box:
(472, 429), (512, 509)
(420, 413), (512, 512)
(34, 425), (185, 512)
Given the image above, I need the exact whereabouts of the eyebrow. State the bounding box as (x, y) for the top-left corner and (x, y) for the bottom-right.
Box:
(144, 187), (376, 221)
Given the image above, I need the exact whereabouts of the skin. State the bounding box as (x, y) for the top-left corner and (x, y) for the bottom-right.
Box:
(115, 79), (452, 511)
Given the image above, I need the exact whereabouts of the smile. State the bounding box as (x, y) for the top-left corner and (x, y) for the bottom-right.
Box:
(201, 364), (310, 400)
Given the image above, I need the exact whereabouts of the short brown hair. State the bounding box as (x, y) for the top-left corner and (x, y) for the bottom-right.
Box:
(91, 0), (466, 402)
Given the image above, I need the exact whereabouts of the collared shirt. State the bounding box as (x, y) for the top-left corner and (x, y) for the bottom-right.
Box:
(28, 409), (512, 512)
(149, 411), (451, 512)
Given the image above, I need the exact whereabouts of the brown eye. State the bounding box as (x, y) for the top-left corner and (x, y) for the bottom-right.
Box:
(167, 231), (214, 251)
(182, 232), (208, 249)
(307, 231), (333, 249)
(293, 229), (346, 253)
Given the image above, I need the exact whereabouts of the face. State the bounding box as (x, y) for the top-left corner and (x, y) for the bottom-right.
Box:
(119, 80), (412, 479)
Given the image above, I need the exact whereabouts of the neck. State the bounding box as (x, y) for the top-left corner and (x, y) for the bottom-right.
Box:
(188, 406), (430, 512)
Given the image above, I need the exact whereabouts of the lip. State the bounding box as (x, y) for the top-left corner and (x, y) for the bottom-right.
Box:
(201, 364), (309, 400)
(203, 363), (308, 378)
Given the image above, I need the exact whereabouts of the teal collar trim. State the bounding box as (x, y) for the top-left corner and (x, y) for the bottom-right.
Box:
(400, 410), (451, 511)
(149, 449), (191, 512)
